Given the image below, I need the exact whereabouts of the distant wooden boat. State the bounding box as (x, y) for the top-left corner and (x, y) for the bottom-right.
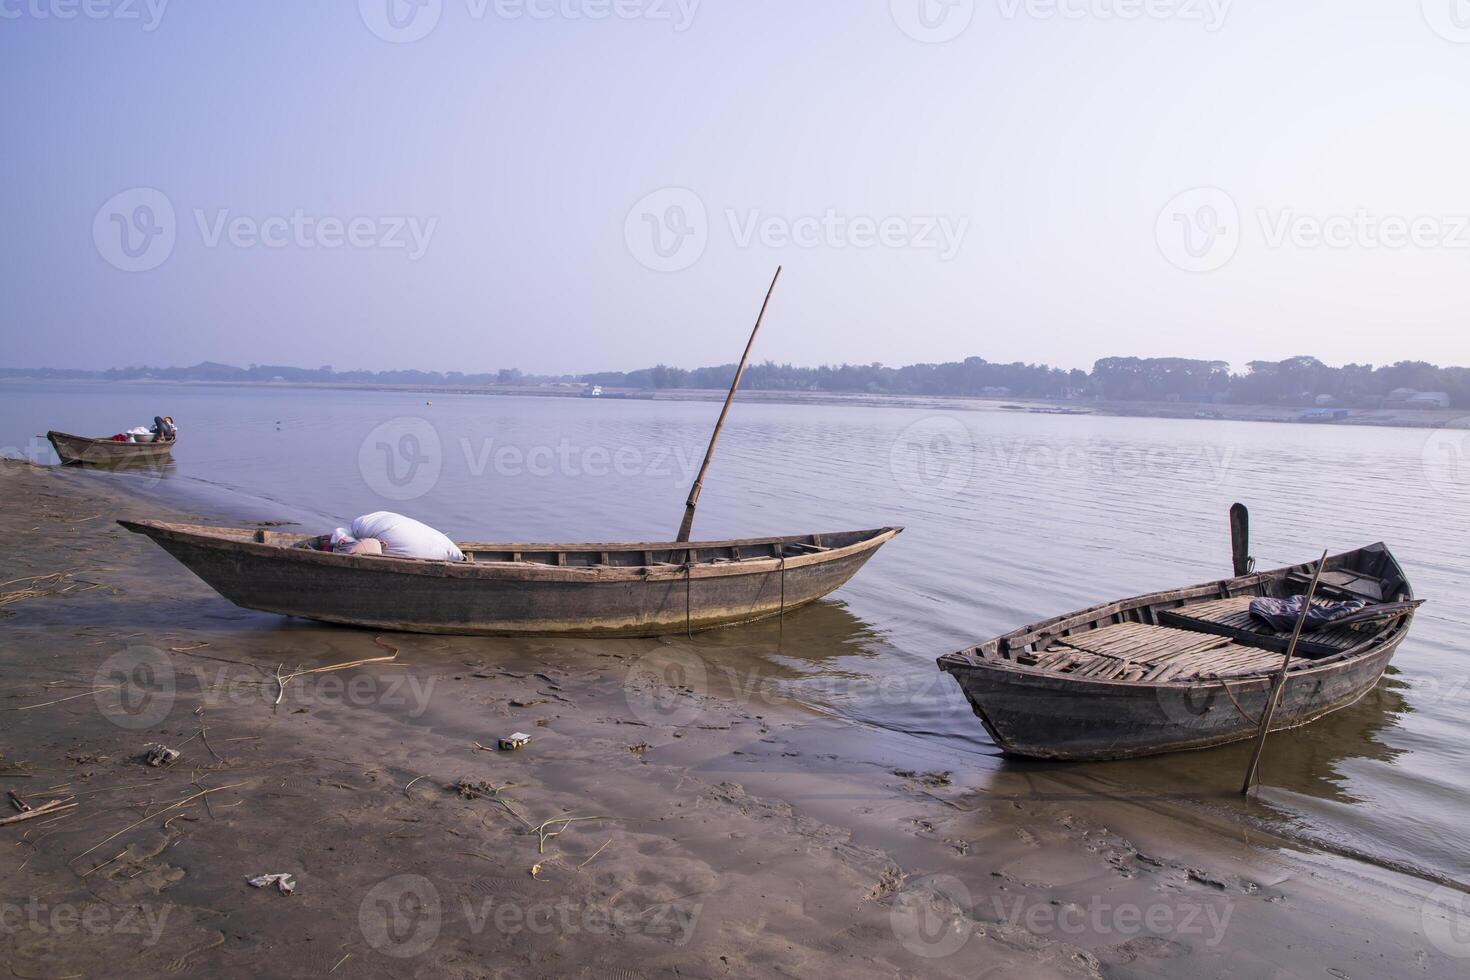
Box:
(938, 544), (1420, 761)
(47, 430), (175, 466)
(118, 520), (901, 636)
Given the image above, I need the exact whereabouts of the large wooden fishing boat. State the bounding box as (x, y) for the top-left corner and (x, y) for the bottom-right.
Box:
(938, 543), (1419, 761)
(48, 430), (175, 466)
(118, 521), (900, 636)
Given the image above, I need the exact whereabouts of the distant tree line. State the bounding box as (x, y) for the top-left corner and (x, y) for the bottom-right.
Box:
(4, 355), (1468, 408)
(0, 361), (534, 386)
(587, 355), (1470, 408)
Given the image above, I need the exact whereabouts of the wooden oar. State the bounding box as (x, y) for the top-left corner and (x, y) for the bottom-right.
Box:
(675, 266), (782, 543)
(1241, 549), (1329, 795)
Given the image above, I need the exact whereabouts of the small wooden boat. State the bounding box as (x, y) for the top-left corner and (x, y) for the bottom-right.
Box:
(118, 520), (900, 636)
(47, 430), (175, 466)
(938, 544), (1419, 761)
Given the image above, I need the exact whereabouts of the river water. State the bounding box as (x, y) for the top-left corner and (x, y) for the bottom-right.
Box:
(4, 380), (1467, 884)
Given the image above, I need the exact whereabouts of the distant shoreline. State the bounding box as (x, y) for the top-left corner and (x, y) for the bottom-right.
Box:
(3, 376), (1464, 431)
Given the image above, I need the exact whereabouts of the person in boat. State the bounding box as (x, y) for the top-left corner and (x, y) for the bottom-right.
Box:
(150, 416), (177, 442)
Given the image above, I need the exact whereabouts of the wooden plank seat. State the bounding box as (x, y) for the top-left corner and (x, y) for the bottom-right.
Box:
(1020, 623), (1293, 682)
(1164, 594), (1372, 652)
(1166, 595), (1267, 633)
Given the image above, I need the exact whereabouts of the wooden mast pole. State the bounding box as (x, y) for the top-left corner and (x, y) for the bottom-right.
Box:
(1230, 503), (1252, 577)
(1241, 550), (1329, 795)
(675, 266), (781, 544)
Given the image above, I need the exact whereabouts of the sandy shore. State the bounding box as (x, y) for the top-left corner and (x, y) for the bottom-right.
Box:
(0, 458), (1463, 978)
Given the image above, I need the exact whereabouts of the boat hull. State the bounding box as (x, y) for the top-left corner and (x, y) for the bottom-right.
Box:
(48, 431), (174, 466)
(937, 544), (1416, 761)
(120, 521), (898, 637)
(942, 635), (1402, 760)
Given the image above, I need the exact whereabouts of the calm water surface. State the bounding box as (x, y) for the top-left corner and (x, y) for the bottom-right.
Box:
(4, 381), (1467, 883)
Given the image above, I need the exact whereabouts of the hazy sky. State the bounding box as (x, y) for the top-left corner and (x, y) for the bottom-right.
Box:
(3, 2), (1469, 375)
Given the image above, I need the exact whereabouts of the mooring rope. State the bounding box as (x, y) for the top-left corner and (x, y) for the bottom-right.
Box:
(777, 553), (787, 650)
(1209, 674), (1264, 727)
(684, 550), (694, 639)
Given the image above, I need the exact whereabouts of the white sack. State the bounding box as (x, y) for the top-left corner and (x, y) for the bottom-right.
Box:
(349, 512), (463, 562)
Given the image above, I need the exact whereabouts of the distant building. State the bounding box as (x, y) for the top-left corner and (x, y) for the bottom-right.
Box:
(979, 386), (1011, 398)
(1406, 391), (1450, 410)
(1314, 394), (1338, 407)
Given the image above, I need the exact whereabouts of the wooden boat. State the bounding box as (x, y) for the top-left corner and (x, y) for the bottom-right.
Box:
(118, 520), (901, 636)
(47, 430), (175, 466)
(937, 544), (1420, 761)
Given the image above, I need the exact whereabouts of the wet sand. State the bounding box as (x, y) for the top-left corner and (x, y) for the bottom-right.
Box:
(0, 458), (1463, 978)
